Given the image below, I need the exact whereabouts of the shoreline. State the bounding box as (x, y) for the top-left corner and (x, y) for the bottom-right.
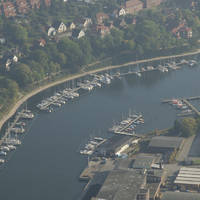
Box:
(0, 49), (200, 132)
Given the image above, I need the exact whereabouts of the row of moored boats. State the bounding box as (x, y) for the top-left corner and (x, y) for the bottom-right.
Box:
(0, 109), (35, 165)
(36, 73), (117, 112)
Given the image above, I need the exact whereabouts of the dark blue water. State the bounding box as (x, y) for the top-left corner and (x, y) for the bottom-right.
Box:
(0, 60), (200, 200)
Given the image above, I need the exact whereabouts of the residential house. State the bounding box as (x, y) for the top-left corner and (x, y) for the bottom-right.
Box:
(172, 23), (193, 39)
(2, 1), (16, 18)
(16, 0), (29, 14)
(5, 54), (19, 71)
(119, 7), (126, 17)
(96, 25), (110, 38)
(113, 7), (126, 18)
(12, 55), (18, 63)
(96, 12), (109, 24)
(144, 0), (162, 9)
(44, 0), (51, 7)
(5, 59), (12, 71)
(29, 0), (40, 9)
(47, 27), (56, 37)
(120, 19), (127, 28)
(125, 0), (144, 15)
(81, 17), (92, 29)
(55, 22), (67, 34)
(67, 22), (76, 30)
(72, 29), (85, 39)
(38, 38), (46, 47)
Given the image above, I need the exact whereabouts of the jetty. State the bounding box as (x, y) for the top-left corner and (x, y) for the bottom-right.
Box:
(0, 113), (22, 146)
(162, 96), (200, 104)
(161, 95), (200, 117)
(117, 115), (143, 134)
(182, 99), (200, 116)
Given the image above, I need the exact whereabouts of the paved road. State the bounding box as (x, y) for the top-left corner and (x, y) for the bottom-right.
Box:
(176, 135), (195, 162)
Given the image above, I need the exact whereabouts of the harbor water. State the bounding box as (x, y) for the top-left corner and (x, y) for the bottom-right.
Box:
(1, 58), (200, 199)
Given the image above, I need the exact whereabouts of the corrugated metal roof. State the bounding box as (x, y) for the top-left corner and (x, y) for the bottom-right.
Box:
(175, 167), (200, 185)
(174, 180), (200, 185)
(178, 174), (200, 178)
(176, 177), (200, 182)
(179, 171), (200, 175)
(181, 167), (200, 172)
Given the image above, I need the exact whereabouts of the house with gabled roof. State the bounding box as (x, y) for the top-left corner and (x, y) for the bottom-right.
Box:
(96, 12), (109, 24)
(16, 0), (29, 14)
(30, 0), (40, 9)
(125, 0), (144, 15)
(2, 1), (16, 18)
(96, 25), (110, 38)
(47, 27), (56, 37)
(144, 0), (162, 9)
(44, 0), (51, 7)
(55, 22), (67, 34)
(81, 17), (92, 29)
(72, 29), (85, 39)
(67, 22), (76, 30)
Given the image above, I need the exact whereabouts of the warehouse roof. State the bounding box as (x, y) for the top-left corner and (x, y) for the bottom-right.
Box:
(175, 167), (200, 185)
(149, 136), (184, 149)
(132, 154), (155, 169)
(94, 135), (135, 155)
(96, 169), (146, 200)
(161, 191), (200, 200)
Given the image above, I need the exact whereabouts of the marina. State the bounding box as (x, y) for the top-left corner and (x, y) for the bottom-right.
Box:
(109, 112), (144, 136)
(0, 108), (35, 166)
(35, 57), (199, 114)
(0, 55), (200, 199)
(80, 137), (106, 156)
(161, 96), (200, 117)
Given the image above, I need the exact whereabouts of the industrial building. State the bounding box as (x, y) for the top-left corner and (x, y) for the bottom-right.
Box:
(88, 167), (165, 200)
(161, 191), (200, 200)
(174, 167), (200, 190)
(94, 169), (147, 200)
(93, 135), (139, 157)
(132, 154), (160, 169)
(148, 136), (184, 153)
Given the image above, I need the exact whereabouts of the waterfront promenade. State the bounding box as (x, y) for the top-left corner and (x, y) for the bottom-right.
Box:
(0, 49), (200, 132)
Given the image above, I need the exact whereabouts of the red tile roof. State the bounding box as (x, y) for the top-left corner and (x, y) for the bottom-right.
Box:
(125, 0), (143, 8)
(2, 1), (16, 18)
(30, 0), (40, 9)
(44, 0), (51, 7)
(16, 0), (29, 14)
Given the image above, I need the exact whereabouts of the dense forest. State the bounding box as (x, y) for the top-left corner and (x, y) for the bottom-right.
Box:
(0, 0), (200, 116)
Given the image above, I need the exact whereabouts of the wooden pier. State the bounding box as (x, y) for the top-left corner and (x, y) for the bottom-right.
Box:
(0, 113), (22, 146)
(39, 87), (80, 110)
(162, 96), (200, 104)
(182, 99), (200, 116)
(162, 96), (200, 117)
(113, 115), (143, 137)
(186, 96), (200, 101)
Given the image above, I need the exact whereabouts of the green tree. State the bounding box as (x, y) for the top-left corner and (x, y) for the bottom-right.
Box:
(11, 63), (33, 87)
(175, 118), (198, 137)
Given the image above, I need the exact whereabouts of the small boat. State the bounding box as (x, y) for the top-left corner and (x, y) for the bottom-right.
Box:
(0, 158), (5, 163)
(0, 146), (10, 152)
(7, 145), (16, 150)
(0, 159), (5, 164)
(0, 151), (7, 156)
(94, 137), (104, 141)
